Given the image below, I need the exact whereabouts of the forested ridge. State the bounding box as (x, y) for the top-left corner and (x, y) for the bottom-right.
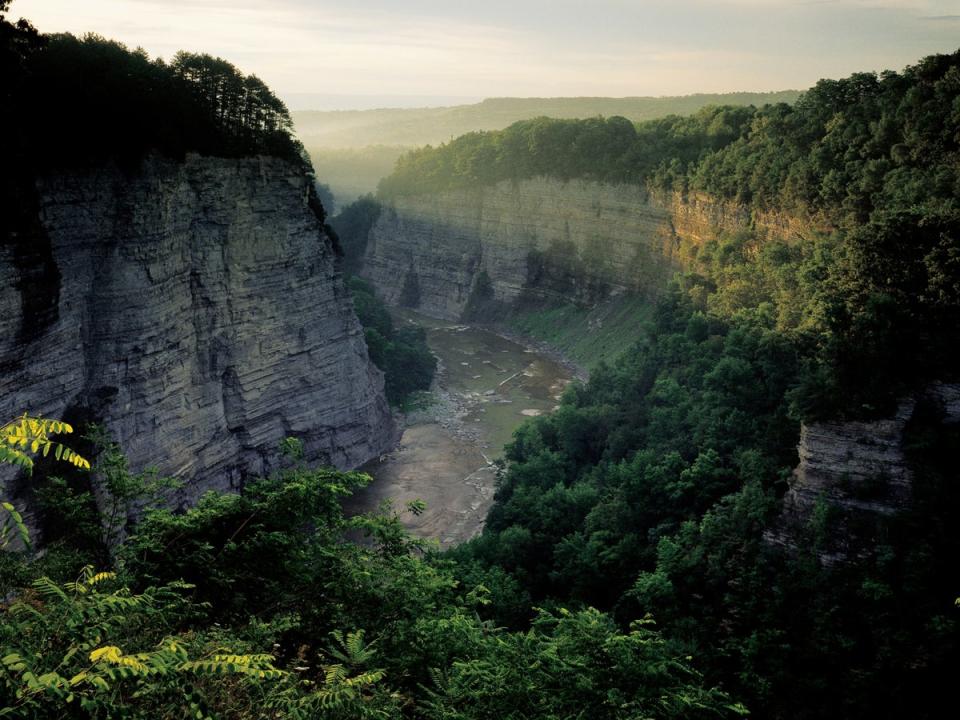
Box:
(366, 49), (960, 718)
(379, 50), (959, 219)
(379, 50), (960, 417)
(293, 91), (802, 149)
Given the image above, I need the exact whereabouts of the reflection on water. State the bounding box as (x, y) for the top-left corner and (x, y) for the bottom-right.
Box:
(344, 311), (574, 548)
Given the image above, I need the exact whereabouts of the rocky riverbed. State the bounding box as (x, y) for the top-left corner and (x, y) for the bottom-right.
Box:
(343, 312), (574, 548)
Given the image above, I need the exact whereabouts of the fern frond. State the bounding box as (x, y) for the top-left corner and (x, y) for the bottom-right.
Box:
(0, 444), (33, 470)
(32, 575), (69, 602)
(1, 500), (31, 550)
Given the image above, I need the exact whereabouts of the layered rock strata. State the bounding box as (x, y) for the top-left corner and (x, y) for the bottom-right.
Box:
(363, 178), (680, 319)
(1, 154), (396, 521)
(765, 383), (960, 563)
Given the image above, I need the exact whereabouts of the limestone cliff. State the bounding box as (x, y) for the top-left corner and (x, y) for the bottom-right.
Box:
(363, 178), (680, 319)
(765, 383), (960, 563)
(1, 154), (396, 520)
(664, 191), (832, 249)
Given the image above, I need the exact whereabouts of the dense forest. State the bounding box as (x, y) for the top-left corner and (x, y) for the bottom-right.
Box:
(0, 9), (303, 170)
(0, 429), (745, 718)
(396, 52), (958, 719)
(346, 276), (437, 407)
(297, 92), (801, 203)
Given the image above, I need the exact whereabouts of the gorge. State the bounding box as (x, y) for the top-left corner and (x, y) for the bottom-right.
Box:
(1, 6), (957, 717)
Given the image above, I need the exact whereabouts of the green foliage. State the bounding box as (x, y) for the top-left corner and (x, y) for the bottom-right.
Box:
(2, 18), (303, 172)
(1, 411), (91, 553)
(506, 293), (653, 370)
(420, 608), (745, 720)
(2, 435), (741, 718)
(88, 426), (181, 549)
(379, 110), (754, 198)
(119, 465), (372, 622)
(0, 501), (28, 551)
(293, 92), (801, 150)
(462, 270), (505, 321)
(0, 567), (284, 718)
(457, 288), (799, 605)
(376, 52), (960, 417)
(1, 414), (90, 474)
(456, 256), (959, 718)
(331, 195), (383, 275)
(346, 275), (437, 405)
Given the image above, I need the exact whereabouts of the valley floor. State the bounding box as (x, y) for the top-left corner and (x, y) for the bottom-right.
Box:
(343, 311), (573, 547)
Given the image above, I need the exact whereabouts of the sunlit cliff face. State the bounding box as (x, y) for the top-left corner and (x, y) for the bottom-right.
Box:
(14, 0), (960, 104)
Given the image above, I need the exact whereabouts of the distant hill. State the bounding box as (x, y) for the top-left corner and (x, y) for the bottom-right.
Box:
(294, 92), (803, 149)
(299, 92), (803, 206)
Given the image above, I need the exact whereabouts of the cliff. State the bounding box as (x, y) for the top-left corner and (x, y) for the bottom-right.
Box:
(1, 154), (396, 521)
(362, 179), (825, 321)
(365, 176), (952, 561)
(765, 383), (960, 563)
(363, 178), (680, 319)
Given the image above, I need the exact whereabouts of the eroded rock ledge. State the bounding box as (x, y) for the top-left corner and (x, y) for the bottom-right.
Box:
(765, 383), (960, 563)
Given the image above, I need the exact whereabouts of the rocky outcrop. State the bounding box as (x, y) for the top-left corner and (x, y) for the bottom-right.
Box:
(765, 383), (960, 563)
(363, 178), (680, 319)
(664, 191), (831, 249)
(1, 154), (396, 522)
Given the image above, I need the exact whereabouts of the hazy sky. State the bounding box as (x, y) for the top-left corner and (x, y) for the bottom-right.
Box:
(13, 0), (960, 108)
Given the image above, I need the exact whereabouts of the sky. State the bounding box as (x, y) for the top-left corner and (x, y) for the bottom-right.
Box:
(12, 0), (960, 109)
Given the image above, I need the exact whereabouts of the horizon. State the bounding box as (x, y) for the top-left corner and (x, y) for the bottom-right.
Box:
(12, 0), (960, 112)
(285, 89), (805, 113)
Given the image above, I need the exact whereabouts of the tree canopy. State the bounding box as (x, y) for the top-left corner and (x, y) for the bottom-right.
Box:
(1, 9), (305, 170)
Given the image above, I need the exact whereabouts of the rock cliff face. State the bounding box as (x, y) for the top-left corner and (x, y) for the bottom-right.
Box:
(363, 178), (680, 319)
(1, 154), (396, 521)
(664, 191), (831, 249)
(362, 180), (827, 321)
(765, 383), (960, 563)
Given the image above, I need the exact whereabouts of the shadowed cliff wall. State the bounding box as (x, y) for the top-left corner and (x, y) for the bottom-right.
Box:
(1, 154), (396, 521)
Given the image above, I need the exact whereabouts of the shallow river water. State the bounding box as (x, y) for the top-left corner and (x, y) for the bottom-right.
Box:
(344, 312), (574, 548)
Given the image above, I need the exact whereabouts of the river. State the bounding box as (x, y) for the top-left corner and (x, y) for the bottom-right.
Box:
(344, 311), (575, 549)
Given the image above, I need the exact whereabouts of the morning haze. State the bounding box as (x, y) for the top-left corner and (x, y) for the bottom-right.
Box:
(16, 0), (960, 106)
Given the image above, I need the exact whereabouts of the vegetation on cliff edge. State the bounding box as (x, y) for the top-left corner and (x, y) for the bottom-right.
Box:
(347, 276), (437, 406)
(1, 437), (745, 719)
